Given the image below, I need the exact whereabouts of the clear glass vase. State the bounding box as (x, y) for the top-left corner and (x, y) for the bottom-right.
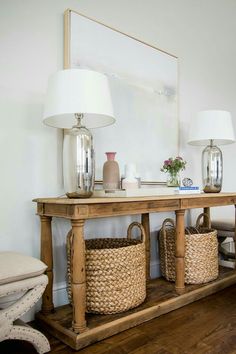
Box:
(166, 172), (180, 187)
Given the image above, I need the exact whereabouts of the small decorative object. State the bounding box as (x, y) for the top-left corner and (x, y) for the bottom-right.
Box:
(122, 163), (139, 189)
(182, 177), (193, 187)
(175, 186), (200, 194)
(103, 152), (120, 190)
(188, 110), (235, 193)
(161, 156), (186, 187)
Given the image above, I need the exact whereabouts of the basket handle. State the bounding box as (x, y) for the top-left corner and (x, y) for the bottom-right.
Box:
(185, 226), (199, 235)
(196, 213), (211, 228)
(160, 218), (175, 281)
(127, 222), (146, 243)
(161, 218), (175, 229)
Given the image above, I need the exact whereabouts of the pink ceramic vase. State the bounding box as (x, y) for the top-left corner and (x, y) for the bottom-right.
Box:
(103, 152), (120, 190)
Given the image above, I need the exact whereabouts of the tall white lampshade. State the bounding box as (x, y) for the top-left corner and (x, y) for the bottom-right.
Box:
(188, 110), (235, 193)
(43, 68), (115, 198)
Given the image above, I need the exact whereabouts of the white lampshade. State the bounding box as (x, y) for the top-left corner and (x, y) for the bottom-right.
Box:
(43, 68), (115, 129)
(188, 110), (235, 146)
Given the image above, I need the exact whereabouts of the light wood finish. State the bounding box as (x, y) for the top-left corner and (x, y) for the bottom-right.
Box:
(141, 213), (150, 281)
(3, 282), (236, 354)
(40, 215), (54, 314)
(175, 210), (185, 294)
(34, 192), (236, 205)
(203, 206), (211, 227)
(70, 220), (87, 333)
(34, 192), (236, 350)
(35, 267), (236, 350)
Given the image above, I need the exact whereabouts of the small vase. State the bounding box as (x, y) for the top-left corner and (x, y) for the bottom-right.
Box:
(103, 152), (120, 190)
(166, 172), (180, 187)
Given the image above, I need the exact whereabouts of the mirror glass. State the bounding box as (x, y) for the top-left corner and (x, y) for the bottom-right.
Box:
(64, 10), (179, 182)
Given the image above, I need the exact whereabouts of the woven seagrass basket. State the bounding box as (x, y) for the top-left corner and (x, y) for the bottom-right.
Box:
(67, 222), (146, 314)
(159, 213), (219, 284)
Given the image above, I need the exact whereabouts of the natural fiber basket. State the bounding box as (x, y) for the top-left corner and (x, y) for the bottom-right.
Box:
(67, 222), (146, 314)
(159, 213), (219, 284)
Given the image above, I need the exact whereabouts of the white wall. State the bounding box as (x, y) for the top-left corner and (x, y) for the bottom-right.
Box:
(1, 0), (236, 317)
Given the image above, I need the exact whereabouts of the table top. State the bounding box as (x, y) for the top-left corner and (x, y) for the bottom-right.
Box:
(33, 192), (236, 205)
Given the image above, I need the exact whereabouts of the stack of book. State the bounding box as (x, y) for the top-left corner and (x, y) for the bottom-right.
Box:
(93, 187), (177, 198)
(174, 186), (201, 194)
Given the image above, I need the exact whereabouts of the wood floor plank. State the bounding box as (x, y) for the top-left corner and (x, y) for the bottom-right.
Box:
(2, 283), (236, 353)
(35, 267), (236, 350)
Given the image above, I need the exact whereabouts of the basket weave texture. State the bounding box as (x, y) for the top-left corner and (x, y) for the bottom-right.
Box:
(67, 222), (146, 314)
(159, 213), (219, 284)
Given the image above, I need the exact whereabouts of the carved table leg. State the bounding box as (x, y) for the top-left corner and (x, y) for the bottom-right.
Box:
(203, 207), (211, 227)
(175, 210), (185, 295)
(71, 220), (87, 333)
(141, 213), (150, 282)
(40, 215), (54, 314)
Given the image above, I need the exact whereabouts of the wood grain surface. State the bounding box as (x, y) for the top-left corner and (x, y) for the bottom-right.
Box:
(2, 281), (236, 353)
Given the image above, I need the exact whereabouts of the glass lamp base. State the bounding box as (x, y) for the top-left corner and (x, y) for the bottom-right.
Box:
(202, 143), (222, 193)
(63, 123), (95, 199)
(203, 185), (221, 193)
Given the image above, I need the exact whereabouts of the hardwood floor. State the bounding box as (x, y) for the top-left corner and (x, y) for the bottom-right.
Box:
(2, 284), (236, 354)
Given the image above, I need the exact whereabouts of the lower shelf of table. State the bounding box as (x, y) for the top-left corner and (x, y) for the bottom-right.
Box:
(36, 266), (236, 350)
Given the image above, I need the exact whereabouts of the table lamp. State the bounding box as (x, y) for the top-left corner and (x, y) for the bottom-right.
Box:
(43, 68), (115, 198)
(188, 110), (235, 193)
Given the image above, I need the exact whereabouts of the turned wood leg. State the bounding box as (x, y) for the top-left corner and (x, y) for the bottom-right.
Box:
(141, 213), (150, 282)
(175, 210), (185, 295)
(71, 220), (87, 333)
(203, 207), (211, 227)
(40, 215), (54, 314)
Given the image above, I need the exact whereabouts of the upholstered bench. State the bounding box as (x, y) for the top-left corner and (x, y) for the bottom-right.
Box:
(211, 219), (235, 261)
(0, 252), (50, 353)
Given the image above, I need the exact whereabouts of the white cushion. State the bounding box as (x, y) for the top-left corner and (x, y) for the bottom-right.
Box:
(216, 229), (234, 238)
(211, 218), (235, 232)
(0, 252), (47, 285)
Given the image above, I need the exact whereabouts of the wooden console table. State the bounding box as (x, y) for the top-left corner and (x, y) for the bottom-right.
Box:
(34, 193), (236, 350)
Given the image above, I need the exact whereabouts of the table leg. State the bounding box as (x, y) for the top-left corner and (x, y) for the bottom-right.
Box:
(70, 220), (87, 333)
(175, 210), (185, 295)
(141, 213), (150, 282)
(40, 215), (54, 314)
(203, 207), (211, 227)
